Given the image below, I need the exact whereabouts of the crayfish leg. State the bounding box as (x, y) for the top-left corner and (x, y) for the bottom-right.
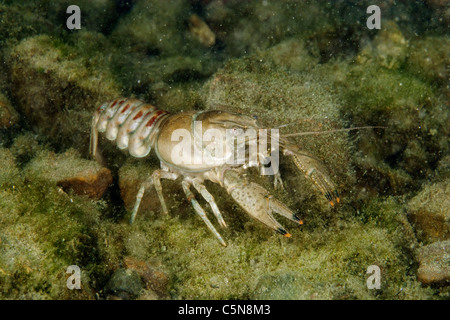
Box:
(182, 181), (227, 247)
(129, 169), (178, 224)
(192, 179), (227, 228)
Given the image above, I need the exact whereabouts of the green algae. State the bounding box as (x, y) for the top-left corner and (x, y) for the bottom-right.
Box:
(111, 0), (193, 57)
(0, 157), (103, 299)
(5, 33), (121, 152)
(406, 36), (450, 86)
(112, 196), (428, 300)
(2, 143), (435, 299)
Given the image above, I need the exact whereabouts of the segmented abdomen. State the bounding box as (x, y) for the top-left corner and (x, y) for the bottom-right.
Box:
(93, 98), (170, 158)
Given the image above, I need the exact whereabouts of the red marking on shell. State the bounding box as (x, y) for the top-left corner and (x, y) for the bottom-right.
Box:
(110, 100), (118, 109)
(146, 110), (165, 127)
(133, 111), (144, 120)
(121, 104), (130, 113)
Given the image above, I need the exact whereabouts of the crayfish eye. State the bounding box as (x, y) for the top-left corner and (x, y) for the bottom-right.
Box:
(231, 127), (244, 135)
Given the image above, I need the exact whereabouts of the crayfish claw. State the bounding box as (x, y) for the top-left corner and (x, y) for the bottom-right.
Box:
(285, 149), (340, 208)
(222, 169), (298, 238)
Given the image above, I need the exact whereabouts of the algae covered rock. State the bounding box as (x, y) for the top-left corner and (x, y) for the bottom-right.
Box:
(406, 36), (450, 85)
(0, 148), (21, 186)
(407, 180), (450, 243)
(258, 38), (320, 72)
(104, 268), (143, 300)
(417, 240), (450, 285)
(324, 58), (448, 194)
(6, 33), (120, 151)
(0, 159), (105, 299)
(0, 93), (19, 129)
(24, 148), (112, 200)
(111, 0), (192, 57)
(356, 20), (408, 70)
(123, 256), (169, 299)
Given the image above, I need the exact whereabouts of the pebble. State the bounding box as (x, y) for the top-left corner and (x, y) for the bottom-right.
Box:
(189, 14), (216, 47)
(123, 256), (169, 299)
(24, 149), (112, 200)
(56, 167), (113, 200)
(417, 240), (450, 285)
(407, 180), (450, 243)
(104, 268), (144, 300)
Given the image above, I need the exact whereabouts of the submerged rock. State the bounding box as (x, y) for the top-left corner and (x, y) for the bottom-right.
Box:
(24, 149), (112, 200)
(417, 240), (450, 285)
(6, 34), (120, 151)
(189, 14), (216, 47)
(0, 148), (105, 299)
(0, 93), (19, 129)
(104, 268), (143, 300)
(408, 181), (450, 243)
(406, 36), (450, 86)
(123, 256), (169, 299)
(357, 20), (408, 70)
